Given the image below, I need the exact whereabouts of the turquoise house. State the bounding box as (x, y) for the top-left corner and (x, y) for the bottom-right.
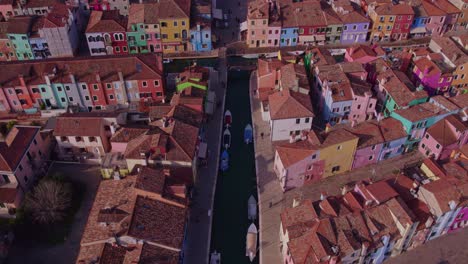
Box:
(390, 102), (450, 150)
(38, 84), (56, 108)
(51, 84), (69, 108)
(6, 17), (35, 60)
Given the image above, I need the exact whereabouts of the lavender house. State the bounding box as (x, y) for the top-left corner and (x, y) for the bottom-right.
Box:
(330, 0), (369, 44)
(340, 11), (370, 44)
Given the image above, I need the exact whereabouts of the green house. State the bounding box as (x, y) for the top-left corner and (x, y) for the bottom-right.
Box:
(127, 23), (148, 54)
(176, 65), (209, 94)
(5, 17), (35, 60)
(390, 102), (450, 150)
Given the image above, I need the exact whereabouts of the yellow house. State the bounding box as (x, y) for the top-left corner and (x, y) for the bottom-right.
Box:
(317, 129), (359, 178)
(368, 3), (396, 42)
(158, 0), (191, 53)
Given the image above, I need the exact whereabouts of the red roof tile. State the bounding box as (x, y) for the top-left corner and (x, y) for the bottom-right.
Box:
(268, 89), (314, 120)
(0, 126), (39, 171)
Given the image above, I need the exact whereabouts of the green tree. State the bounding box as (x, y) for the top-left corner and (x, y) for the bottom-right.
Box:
(6, 120), (17, 131)
(23, 179), (72, 225)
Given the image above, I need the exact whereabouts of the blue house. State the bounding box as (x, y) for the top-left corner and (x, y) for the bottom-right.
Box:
(280, 28), (298, 47)
(190, 22), (212, 52)
(409, 5), (429, 38)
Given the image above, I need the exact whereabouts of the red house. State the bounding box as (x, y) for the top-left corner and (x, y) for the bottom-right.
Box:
(390, 4), (414, 41)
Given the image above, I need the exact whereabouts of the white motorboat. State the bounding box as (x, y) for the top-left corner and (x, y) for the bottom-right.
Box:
(223, 128), (231, 149)
(246, 223), (258, 262)
(210, 250), (221, 264)
(248, 195), (257, 221)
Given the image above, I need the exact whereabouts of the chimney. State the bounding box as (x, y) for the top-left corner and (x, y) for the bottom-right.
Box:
(325, 123), (332, 133)
(351, 120), (356, 128)
(137, 166), (141, 173)
(95, 72), (101, 82)
(320, 192), (327, 200)
(349, 47), (355, 56)
(110, 123), (116, 134)
(376, 113), (383, 122)
(341, 184), (352, 195)
(18, 74), (26, 87)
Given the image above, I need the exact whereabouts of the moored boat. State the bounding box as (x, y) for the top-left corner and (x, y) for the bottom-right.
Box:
(223, 128), (231, 149)
(244, 124), (253, 144)
(248, 195), (257, 221)
(224, 110), (232, 127)
(220, 150), (229, 172)
(210, 250), (221, 264)
(246, 223), (258, 262)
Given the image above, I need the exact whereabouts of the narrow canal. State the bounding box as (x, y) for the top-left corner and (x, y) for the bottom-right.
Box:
(211, 70), (259, 264)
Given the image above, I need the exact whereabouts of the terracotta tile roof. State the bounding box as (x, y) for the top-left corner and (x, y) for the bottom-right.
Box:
(430, 95), (460, 112)
(53, 117), (103, 137)
(86, 10), (128, 33)
(316, 65), (354, 102)
(447, 93), (468, 109)
(343, 191), (365, 212)
(421, 1), (447, 16)
(268, 89), (314, 120)
(167, 104), (203, 128)
(276, 142), (318, 168)
(385, 175), (416, 202)
(394, 102), (448, 122)
(431, 37), (468, 65)
(341, 10), (369, 24)
(5, 16), (33, 34)
(321, 129), (358, 148)
(414, 57), (442, 76)
(377, 118), (407, 142)
(247, 0), (269, 20)
(129, 0), (189, 28)
(308, 47), (336, 66)
(100, 243), (126, 263)
(378, 69), (428, 107)
(0, 126), (39, 172)
(111, 126), (149, 143)
(280, 199), (318, 235)
(0, 54), (163, 87)
(345, 121), (385, 149)
(430, 0), (461, 14)
(420, 179), (461, 215)
(442, 161), (467, 181)
(375, 3), (414, 15)
(426, 115), (467, 146)
(139, 243), (180, 264)
(0, 187), (17, 204)
(347, 45), (378, 60)
(365, 181), (399, 204)
(43, 3), (72, 28)
(257, 58), (284, 78)
(128, 196), (186, 248)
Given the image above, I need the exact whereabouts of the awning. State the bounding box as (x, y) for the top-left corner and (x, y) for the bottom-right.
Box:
(240, 21), (248, 31)
(198, 142), (208, 159)
(410, 27), (426, 34)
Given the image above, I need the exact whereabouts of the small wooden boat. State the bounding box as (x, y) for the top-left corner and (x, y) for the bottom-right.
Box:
(248, 195), (257, 221)
(244, 124), (253, 144)
(246, 223), (258, 262)
(220, 150), (229, 172)
(224, 110), (232, 127)
(223, 128), (231, 149)
(210, 250), (221, 264)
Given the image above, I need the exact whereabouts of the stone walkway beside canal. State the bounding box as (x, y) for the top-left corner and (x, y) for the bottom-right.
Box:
(250, 71), (425, 264)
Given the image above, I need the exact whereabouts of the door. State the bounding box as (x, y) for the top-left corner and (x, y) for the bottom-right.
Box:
(150, 45), (155, 53)
(256, 40), (260, 47)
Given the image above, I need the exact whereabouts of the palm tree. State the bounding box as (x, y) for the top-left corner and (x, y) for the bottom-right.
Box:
(24, 180), (72, 224)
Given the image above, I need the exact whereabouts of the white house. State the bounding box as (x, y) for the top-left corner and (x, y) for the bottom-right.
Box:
(267, 89), (314, 141)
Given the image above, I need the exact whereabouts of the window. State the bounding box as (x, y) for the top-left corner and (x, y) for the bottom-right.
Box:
(61, 97), (66, 103)
(181, 21), (186, 26)
(305, 117), (310, 123)
(81, 84), (87, 90)
(296, 118), (300, 124)
(421, 143), (426, 149)
(174, 33), (179, 38)
(389, 16), (394, 22)
(161, 22), (167, 27)
(75, 136), (83, 142)
(142, 81), (148, 87)
(106, 83), (112, 89)
(93, 84), (99, 90)
(379, 16), (384, 22)
(332, 166), (340, 173)
(174, 21), (178, 26)
(89, 136), (97, 142)
(154, 80), (160, 86)
(337, 145), (342, 150)
(19, 165), (23, 171)
(69, 97), (74, 102)
(368, 155), (374, 160)
(92, 95), (98, 101)
(109, 94), (114, 100)
(311, 154), (316, 159)
(24, 175), (28, 183)
(371, 145), (376, 150)
(251, 21), (255, 26)
(2, 175), (10, 184)
(85, 95), (90, 101)
(436, 144), (440, 149)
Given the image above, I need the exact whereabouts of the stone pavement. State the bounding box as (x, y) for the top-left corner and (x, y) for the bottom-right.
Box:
(249, 71), (425, 264)
(183, 48), (227, 264)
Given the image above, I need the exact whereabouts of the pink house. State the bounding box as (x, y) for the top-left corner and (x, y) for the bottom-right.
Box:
(0, 1), (14, 21)
(448, 206), (468, 233)
(349, 77), (377, 123)
(349, 121), (385, 169)
(267, 24), (281, 47)
(412, 55), (453, 95)
(419, 114), (468, 160)
(0, 126), (52, 218)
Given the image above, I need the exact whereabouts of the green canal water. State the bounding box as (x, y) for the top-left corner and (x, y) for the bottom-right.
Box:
(211, 70), (259, 264)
